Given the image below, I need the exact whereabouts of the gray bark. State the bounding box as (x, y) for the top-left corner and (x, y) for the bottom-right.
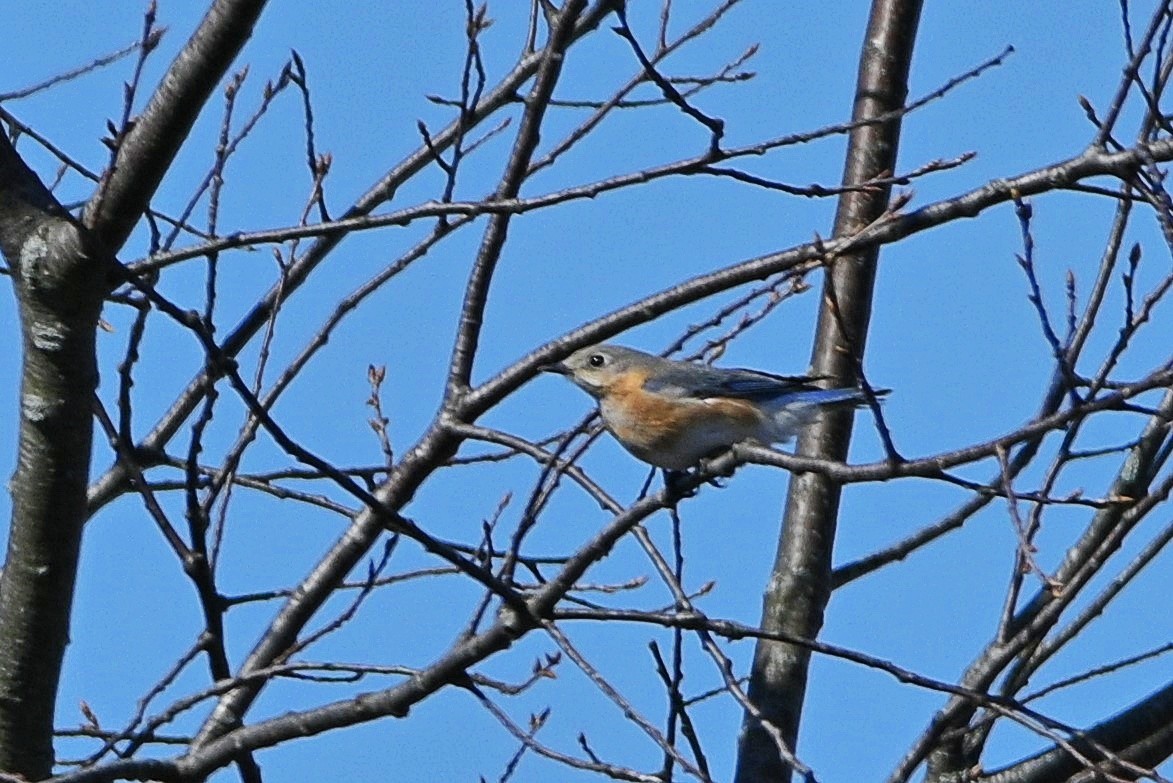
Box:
(734, 1), (923, 780)
(0, 135), (105, 779)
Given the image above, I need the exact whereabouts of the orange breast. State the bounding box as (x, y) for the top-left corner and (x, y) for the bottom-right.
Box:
(597, 371), (766, 469)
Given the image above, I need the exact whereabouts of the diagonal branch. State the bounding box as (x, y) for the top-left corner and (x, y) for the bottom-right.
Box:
(86, 0), (618, 512)
(982, 680), (1173, 783)
(188, 0), (606, 752)
(457, 135), (1173, 422)
(445, 1), (588, 395)
(84, 0), (270, 252)
(50, 472), (706, 783)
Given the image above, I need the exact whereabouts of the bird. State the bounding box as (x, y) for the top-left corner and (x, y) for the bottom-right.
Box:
(543, 344), (885, 473)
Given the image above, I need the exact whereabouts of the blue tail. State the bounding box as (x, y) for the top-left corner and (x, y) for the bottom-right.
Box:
(781, 388), (870, 406)
(758, 386), (887, 443)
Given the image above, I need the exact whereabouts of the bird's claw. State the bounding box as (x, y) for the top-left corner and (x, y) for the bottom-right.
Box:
(663, 459), (734, 498)
(663, 469), (699, 499)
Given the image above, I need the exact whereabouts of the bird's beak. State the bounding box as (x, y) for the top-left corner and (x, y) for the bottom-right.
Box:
(541, 361), (572, 375)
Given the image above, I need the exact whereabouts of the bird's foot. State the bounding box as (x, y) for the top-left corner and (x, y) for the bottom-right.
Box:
(663, 469), (699, 499)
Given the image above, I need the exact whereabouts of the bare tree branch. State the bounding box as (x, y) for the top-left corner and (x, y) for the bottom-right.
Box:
(0, 133), (106, 779)
(734, 1), (923, 780)
(83, 0), (269, 252)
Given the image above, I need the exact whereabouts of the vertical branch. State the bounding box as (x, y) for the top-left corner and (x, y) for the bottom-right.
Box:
(446, 0), (587, 397)
(0, 136), (107, 778)
(735, 1), (922, 781)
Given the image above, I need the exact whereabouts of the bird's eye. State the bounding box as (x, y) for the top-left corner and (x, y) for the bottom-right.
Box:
(588, 353), (607, 368)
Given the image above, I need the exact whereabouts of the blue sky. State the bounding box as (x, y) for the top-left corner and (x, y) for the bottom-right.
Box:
(2, 2), (1171, 781)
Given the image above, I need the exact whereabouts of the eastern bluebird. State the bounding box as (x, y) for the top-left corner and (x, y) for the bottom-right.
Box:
(544, 344), (885, 472)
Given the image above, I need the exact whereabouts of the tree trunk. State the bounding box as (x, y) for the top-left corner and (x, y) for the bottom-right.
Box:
(0, 136), (106, 779)
(734, 1), (923, 780)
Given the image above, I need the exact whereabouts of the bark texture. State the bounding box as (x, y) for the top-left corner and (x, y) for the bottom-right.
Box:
(0, 136), (105, 779)
(734, 2), (923, 780)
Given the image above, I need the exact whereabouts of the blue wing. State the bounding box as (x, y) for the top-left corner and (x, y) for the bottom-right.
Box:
(642, 364), (824, 401)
